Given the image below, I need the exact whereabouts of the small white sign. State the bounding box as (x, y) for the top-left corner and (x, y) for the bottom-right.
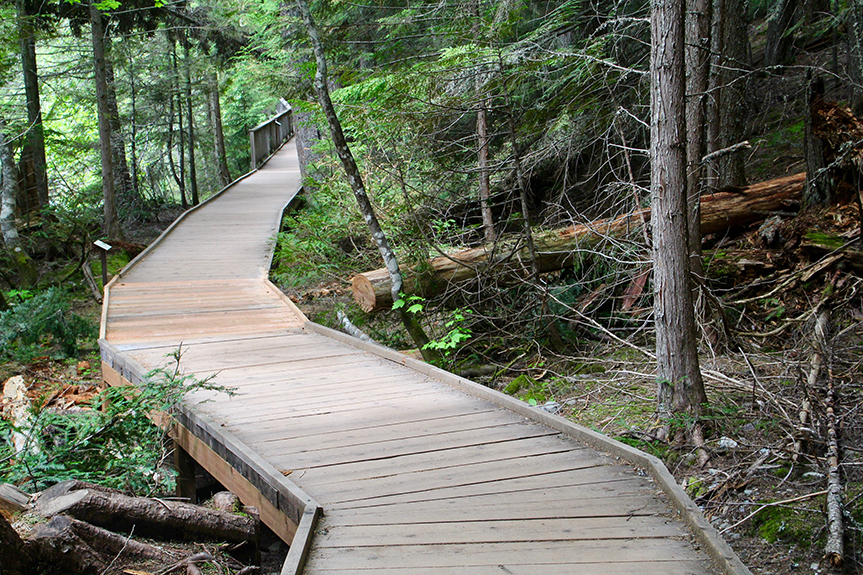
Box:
(94, 240), (112, 251)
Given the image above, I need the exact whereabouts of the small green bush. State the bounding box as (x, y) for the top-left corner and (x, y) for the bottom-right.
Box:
(0, 288), (94, 361)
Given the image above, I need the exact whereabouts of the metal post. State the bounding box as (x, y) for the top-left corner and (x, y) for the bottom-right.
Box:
(94, 239), (111, 288)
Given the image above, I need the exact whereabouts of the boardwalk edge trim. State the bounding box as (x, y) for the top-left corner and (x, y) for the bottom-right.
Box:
(303, 320), (754, 575)
(98, 338), (322, 575)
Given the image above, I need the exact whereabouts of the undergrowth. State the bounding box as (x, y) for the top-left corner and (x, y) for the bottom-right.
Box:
(0, 350), (232, 494)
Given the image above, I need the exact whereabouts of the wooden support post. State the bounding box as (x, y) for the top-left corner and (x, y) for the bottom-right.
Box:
(249, 130), (257, 172)
(94, 240), (111, 289)
(174, 438), (197, 504)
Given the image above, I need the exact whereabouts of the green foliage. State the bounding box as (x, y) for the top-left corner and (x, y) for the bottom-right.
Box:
(392, 293), (425, 314)
(0, 289), (94, 361)
(271, 181), (376, 287)
(0, 351), (233, 494)
(423, 308), (473, 355)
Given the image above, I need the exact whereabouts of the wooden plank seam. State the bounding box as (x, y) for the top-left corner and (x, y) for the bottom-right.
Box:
(302, 321), (753, 575)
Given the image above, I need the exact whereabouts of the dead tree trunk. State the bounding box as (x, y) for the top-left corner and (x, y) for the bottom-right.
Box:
(295, 0), (438, 361)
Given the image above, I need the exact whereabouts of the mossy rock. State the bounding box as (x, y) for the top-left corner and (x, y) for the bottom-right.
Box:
(503, 374), (537, 395)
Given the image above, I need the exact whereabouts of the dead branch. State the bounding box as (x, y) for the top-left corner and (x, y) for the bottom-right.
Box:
(701, 140), (752, 164)
(158, 552), (216, 575)
(824, 376), (844, 566)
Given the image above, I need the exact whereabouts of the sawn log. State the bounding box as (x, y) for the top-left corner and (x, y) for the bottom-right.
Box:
(35, 480), (257, 544)
(352, 172), (805, 311)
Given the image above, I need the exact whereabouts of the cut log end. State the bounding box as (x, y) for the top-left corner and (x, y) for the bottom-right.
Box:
(351, 269), (394, 312)
(351, 274), (378, 313)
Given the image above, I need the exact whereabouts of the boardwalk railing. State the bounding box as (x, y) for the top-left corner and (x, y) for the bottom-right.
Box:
(249, 98), (294, 171)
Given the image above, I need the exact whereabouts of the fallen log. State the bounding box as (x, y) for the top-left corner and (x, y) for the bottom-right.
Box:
(0, 511), (30, 575)
(29, 516), (108, 575)
(36, 480), (257, 544)
(352, 172), (806, 311)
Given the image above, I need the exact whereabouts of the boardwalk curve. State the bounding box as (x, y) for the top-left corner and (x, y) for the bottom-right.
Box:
(99, 137), (751, 575)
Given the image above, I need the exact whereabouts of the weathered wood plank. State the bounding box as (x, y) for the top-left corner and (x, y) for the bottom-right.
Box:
(324, 491), (671, 524)
(304, 538), (704, 570)
(314, 515), (688, 547)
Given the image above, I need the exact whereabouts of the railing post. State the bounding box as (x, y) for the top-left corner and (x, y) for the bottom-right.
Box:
(249, 129), (257, 172)
(248, 101), (294, 171)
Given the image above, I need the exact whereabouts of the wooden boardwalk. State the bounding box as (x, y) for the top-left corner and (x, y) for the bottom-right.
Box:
(100, 138), (750, 575)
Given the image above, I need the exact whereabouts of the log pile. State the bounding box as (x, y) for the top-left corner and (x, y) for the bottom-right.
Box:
(1, 480), (260, 575)
(352, 172), (805, 311)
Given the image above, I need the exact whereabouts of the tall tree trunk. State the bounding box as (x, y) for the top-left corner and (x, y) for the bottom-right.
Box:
(172, 42), (188, 209)
(651, 0), (707, 419)
(804, 73), (830, 206)
(105, 45), (136, 213)
(717, 0), (748, 188)
(90, 0), (123, 240)
(764, 0), (798, 67)
(848, 0), (863, 116)
(128, 53), (140, 198)
(686, 0), (711, 280)
(184, 33), (199, 206)
(210, 69), (232, 186)
(167, 87), (185, 205)
(295, 0), (439, 363)
(2, 121), (38, 287)
(17, 0), (49, 211)
(707, 0), (748, 189)
(477, 100), (494, 243)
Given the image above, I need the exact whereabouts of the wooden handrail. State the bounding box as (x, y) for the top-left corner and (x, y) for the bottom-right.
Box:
(249, 100), (294, 171)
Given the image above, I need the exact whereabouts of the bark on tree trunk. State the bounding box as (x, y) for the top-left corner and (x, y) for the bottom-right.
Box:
(210, 69), (232, 186)
(804, 73), (831, 206)
(708, 0), (748, 189)
(105, 46), (136, 212)
(352, 172), (805, 311)
(848, 0), (863, 116)
(0, 121), (38, 287)
(651, 0), (707, 418)
(184, 33), (199, 206)
(295, 0), (438, 362)
(764, 0), (798, 67)
(686, 0), (711, 279)
(16, 0), (48, 211)
(128, 55), (140, 198)
(90, 0), (123, 240)
(172, 41), (188, 209)
(477, 99), (494, 243)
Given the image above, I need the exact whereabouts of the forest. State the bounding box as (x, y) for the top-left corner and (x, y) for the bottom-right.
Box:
(1, 0), (863, 572)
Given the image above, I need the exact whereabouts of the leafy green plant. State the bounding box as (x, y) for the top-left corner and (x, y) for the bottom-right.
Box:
(423, 308), (473, 355)
(392, 293), (426, 314)
(0, 349), (233, 494)
(0, 288), (94, 361)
